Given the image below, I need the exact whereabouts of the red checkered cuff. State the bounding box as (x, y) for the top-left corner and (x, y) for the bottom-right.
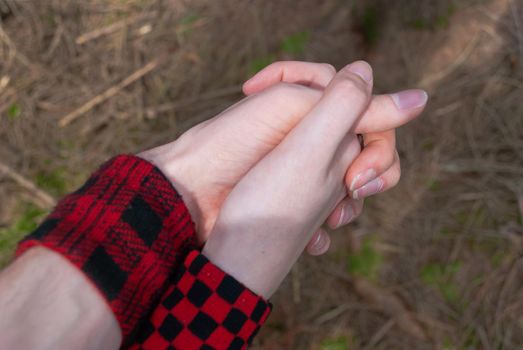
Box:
(16, 155), (197, 340)
(128, 250), (272, 350)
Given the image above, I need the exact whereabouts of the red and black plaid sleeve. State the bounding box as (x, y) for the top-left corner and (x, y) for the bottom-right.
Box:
(16, 155), (197, 340)
(128, 250), (271, 350)
(16, 154), (272, 348)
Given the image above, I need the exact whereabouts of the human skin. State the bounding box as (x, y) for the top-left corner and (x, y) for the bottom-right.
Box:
(240, 61), (427, 254)
(0, 61), (427, 349)
(140, 61), (428, 254)
(203, 61), (426, 298)
(0, 247), (121, 349)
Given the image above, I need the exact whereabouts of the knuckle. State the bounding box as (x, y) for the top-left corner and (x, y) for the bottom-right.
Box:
(385, 146), (397, 167)
(320, 63), (337, 76)
(263, 82), (310, 107)
(388, 162), (401, 187)
(265, 61), (285, 70)
(266, 82), (295, 100)
(331, 77), (369, 103)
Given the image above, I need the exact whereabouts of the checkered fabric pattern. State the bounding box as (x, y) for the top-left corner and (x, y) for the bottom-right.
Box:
(128, 250), (271, 350)
(16, 155), (197, 340)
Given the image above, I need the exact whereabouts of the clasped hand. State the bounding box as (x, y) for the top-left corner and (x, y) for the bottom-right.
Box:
(140, 61), (427, 298)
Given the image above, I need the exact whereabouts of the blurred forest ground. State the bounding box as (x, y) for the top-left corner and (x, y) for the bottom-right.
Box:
(0, 0), (522, 349)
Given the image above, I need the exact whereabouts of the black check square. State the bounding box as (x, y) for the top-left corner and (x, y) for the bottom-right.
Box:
(135, 320), (155, 343)
(217, 275), (243, 304)
(223, 308), (248, 334)
(187, 280), (212, 307)
(228, 337), (245, 350)
(170, 266), (186, 285)
(158, 314), (183, 341)
(83, 246), (126, 301)
(122, 196), (162, 247)
(250, 299), (266, 322)
(31, 219), (59, 239)
(162, 288), (184, 309)
(188, 254), (207, 275)
(188, 312), (218, 340)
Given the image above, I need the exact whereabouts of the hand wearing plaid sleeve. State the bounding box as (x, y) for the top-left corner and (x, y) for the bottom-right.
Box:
(5, 154), (269, 350)
(203, 62), (422, 298)
(0, 60), (427, 350)
(138, 62), (425, 248)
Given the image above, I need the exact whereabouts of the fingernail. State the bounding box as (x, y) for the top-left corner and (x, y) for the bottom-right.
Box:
(391, 89), (428, 110)
(308, 230), (330, 256)
(336, 203), (355, 228)
(310, 231), (326, 249)
(347, 61), (373, 83)
(352, 177), (384, 199)
(350, 169), (377, 191)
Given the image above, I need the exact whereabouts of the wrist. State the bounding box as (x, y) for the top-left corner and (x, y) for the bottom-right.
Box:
(137, 141), (204, 234)
(202, 223), (307, 299)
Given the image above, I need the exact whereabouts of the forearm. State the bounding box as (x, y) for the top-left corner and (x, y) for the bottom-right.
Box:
(0, 247), (121, 350)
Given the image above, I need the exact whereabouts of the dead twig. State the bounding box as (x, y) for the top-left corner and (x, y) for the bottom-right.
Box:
(0, 25), (41, 72)
(59, 58), (162, 127)
(419, 32), (480, 89)
(323, 267), (428, 340)
(0, 161), (56, 209)
(362, 319), (396, 350)
(144, 85), (241, 118)
(75, 13), (155, 45)
(509, 0), (523, 70)
(352, 278), (428, 340)
(42, 24), (64, 60)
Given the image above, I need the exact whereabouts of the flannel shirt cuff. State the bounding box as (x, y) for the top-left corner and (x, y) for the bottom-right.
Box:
(129, 250), (271, 350)
(16, 155), (197, 340)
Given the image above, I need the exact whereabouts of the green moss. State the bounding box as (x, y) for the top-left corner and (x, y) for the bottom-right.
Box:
(439, 227), (452, 236)
(442, 337), (457, 350)
(361, 5), (380, 45)
(347, 236), (383, 281)
(180, 13), (200, 26)
(422, 139), (435, 151)
(489, 250), (508, 268)
(407, 2), (456, 31)
(0, 205), (47, 268)
(427, 179), (441, 192)
(35, 168), (68, 196)
(421, 261), (461, 304)
(248, 54), (276, 75)
(461, 325), (480, 349)
(177, 13), (201, 36)
(7, 103), (21, 120)
(320, 336), (349, 350)
(407, 18), (429, 30)
(280, 31), (310, 55)
(435, 15), (450, 28)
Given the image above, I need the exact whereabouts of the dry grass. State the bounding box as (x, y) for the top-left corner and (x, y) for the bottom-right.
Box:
(0, 0), (522, 349)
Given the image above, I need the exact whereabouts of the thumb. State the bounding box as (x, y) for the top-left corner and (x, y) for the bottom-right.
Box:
(284, 61), (374, 154)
